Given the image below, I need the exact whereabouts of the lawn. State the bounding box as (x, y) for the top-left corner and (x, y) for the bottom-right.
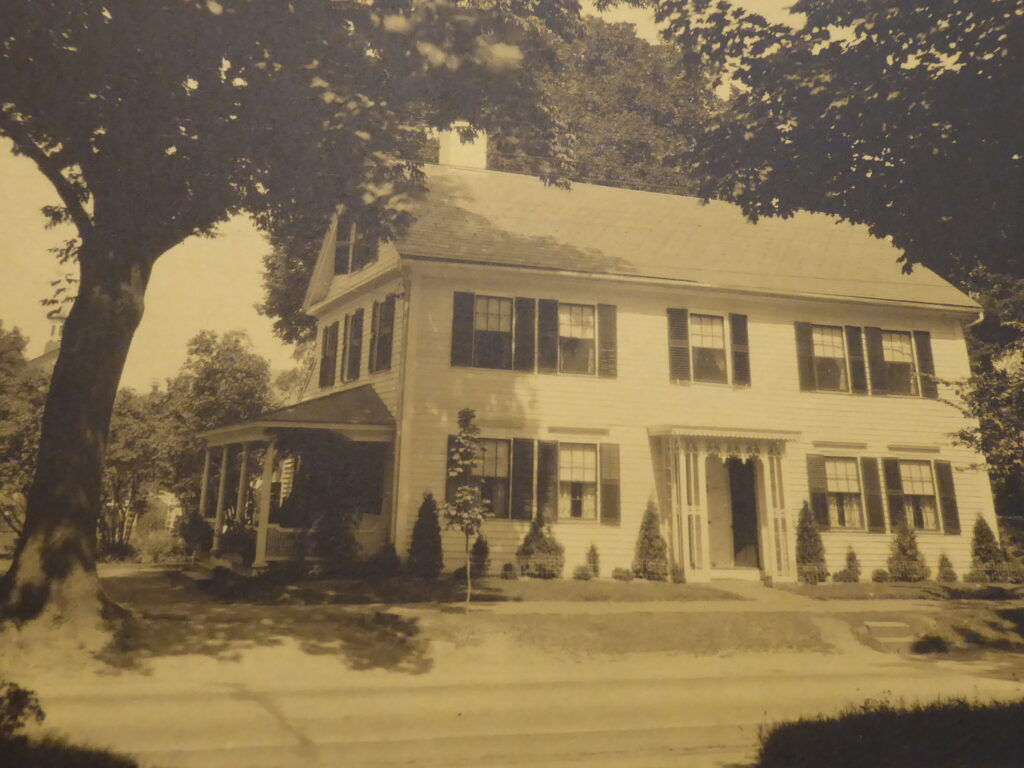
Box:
(779, 580), (1024, 601)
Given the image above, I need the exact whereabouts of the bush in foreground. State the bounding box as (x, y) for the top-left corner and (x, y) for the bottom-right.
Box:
(757, 697), (1024, 768)
(887, 522), (930, 582)
(586, 543), (600, 578)
(573, 564), (593, 580)
(612, 567), (633, 582)
(470, 535), (490, 578)
(832, 549), (861, 583)
(632, 502), (669, 581)
(937, 554), (958, 583)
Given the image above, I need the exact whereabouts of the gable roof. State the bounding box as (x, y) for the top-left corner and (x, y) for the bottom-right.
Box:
(394, 165), (977, 312)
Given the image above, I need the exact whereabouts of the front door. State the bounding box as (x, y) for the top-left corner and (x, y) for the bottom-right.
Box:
(727, 458), (760, 568)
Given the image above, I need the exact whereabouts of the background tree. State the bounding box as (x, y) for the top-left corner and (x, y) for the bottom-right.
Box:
(1, 0), (616, 631)
(441, 408), (486, 604)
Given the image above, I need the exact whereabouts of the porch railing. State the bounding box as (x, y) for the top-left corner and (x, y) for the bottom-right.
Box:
(264, 524), (308, 562)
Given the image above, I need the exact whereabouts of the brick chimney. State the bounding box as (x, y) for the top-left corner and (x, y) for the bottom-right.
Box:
(437, 123), (487, 170)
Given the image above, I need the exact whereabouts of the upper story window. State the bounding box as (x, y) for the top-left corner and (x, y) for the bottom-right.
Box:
(558, 304), (596, 374)
(667, 309), (750, 386)
(318, 321), (339, 388)
(341, 309), (363, 382)
(451, 292), (617, 378)
(368, 295), (396, 374)
(333, 214), (378, 275)
(823, 457), (863, 529)
(473, 438), (511, 518)
(473, 296), (514, 369)
(797, 322), (938, 398)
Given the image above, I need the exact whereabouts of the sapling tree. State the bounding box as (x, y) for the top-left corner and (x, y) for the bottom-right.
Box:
(441, 408), (486, 605)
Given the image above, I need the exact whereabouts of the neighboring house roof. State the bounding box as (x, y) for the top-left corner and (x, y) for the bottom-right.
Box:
(394, 165), (978, 312)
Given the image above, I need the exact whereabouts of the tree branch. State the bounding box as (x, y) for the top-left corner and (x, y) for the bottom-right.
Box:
(0, 112), (94, 238)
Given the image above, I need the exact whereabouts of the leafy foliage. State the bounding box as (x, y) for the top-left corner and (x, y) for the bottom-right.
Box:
(796, 502), (827, 585)
(441, 408), (487, 600)
(586, 543), (600, 578)
(362, 543), (401, 581)
(632, 501), (669, 581)
(0, 680), (43, 738)
(657, 0), (1023, 280)
(515, 510), (565, 579)
(611, 567), (633, 582)
(832, 549), (861, 584)
(470, 534), (490, 578)
(573, 564), (593, 580)
(177, 512), (214, 557)
(407, 492), (444, 580)
(887, 522), (930, 583)
(937, 554), (958, 584)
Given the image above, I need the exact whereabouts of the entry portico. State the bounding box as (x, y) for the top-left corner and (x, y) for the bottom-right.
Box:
(651, 426), (801, 583)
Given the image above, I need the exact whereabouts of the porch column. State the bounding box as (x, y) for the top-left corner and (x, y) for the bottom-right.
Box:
(252, 439), (276, 569)
(212, 445), (230, 551)
(235, 442), (251, 525)
(198, 447), (212, 519)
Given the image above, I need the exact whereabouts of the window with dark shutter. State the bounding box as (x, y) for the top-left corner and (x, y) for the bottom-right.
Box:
(347, 308), (363, 381)
(730, 314), (751, 386)
(860, 457), (887, 532)
(318, 322), (338, 388)
(865, 327), (888, 395)
(794, 322), (815, 391)
(806, 454), (830, 529)
(537, 300), (559, 374)
(933, 460), (961, 534)
(510, 439), (535, 520)
(846, 326), (868, 394)
(371, 294), (395, 372)
(451, 292), (475, 367)
(513, 298), (536, 372)
(599, 443), (621, 525)
(369, 301), (380, 374)
(597, 304), (617, 378)
(914, 330), (939, 398)
(340, 315), (351, 382)
(536, 440), (559, 521)
(667, 308), (691, 382)
(882, 458), (906, 528)
(473, 295), (513, 369)
(333, 217), (352, 275)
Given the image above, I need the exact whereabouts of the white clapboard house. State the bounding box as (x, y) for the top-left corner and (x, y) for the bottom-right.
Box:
(198, 132), (996, 582)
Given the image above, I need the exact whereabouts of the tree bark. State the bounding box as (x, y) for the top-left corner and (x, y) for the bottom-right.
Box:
(1, 240), (153, 635)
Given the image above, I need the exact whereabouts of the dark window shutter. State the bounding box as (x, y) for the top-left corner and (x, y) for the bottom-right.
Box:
(806, 454), (830, 529)
(667, 309), (691, 382)
(934, 460), (961, 535)
(510, 439), (535, 520)
(368, 301), (381, 373)
(333, 219), (351, 275)
(914, 330), (938, 398)
(846, 326), (868, 394)
(729, 313), (751, 386)
(375, 294), (395, 372)
(794, 322), (815, 391)
(860, 457), (886, 532)
(865, 327), (887, 395)
(536, 440), (559, 521)
(348, 308), (363, 380)
(513, 298), (536, 372)
(537, 300), (559, 374)
(451, 292), (475, 367)
(340, 314), (351, 381)
(882, 458), (906, 528)
(599, 443), (621, 526)
(444, 435), (458, 504)
(318, 323), (338, 388)
(597, 304), (617, 378)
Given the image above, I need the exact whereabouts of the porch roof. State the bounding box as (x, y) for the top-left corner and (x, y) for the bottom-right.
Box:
(648, 425), (802, 443)
(200, 385), (395, 446)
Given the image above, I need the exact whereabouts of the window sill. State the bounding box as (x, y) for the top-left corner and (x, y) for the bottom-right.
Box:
(671, 378), (749, 389)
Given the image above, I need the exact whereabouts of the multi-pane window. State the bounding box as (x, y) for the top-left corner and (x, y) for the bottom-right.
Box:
(474, 296), (514, 369)
(333, 215), (378, 275)
(473, 439), (511, 518)
(900, 460), (938, 530)
(558, 304), (596, 374)
(824, 458), (863, 529)
(811, 325), (849, 391)
(558, 443), (598, 519)
(691, 314), (727, 383)
(881, 331), (919, 395)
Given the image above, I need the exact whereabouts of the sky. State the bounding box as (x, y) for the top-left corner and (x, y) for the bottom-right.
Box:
(0, 1), (799, 392)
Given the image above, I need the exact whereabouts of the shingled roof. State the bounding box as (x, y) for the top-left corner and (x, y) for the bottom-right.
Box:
(396, 165), (978, 312)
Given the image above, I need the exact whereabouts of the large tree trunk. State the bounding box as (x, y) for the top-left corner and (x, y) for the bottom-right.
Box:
(1, 242), (152, 638)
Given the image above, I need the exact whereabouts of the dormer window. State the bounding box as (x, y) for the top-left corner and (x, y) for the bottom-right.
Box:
(333, 214), (378, 275)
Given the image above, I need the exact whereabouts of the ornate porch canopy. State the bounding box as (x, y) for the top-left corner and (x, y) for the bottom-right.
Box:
(648, 425), (801, 459)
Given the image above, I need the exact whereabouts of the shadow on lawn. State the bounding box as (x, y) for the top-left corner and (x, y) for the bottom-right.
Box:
(97, 572), (438, 675)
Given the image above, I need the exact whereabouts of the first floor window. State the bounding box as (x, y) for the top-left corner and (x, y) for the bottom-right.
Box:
(474, 296), (513, 369)
(824, 457), (863, 528)
(558, 304), (595, 374)
(690, 314), (727, 383)
(900, 460), (938, 530)
(812, 325), (848, 391)
(473, 438), (511, 518)
(881, 331), (919, 395)
(558, 443), (597, 519)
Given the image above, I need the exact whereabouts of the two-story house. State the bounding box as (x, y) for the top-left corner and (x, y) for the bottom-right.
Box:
(199, 132), (995, 582)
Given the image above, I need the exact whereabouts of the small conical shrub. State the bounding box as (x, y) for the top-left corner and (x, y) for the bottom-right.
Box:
(971, 517), (1005, 581)
(937, 553), (958, 582)
(586, 543), (600, 578)
(470, 534), (490, 577)
(515, 511), (565, 578)
(632, 501), (669, 581)
(888, 521), (930, 582)
(833, 548), (861, 583)
(407, 492), (444, 580)
(796, 501), (828, 584)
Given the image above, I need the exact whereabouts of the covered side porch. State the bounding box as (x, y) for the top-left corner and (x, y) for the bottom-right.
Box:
(650, 426), (801, 584)
(196, 386), (396, 572)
